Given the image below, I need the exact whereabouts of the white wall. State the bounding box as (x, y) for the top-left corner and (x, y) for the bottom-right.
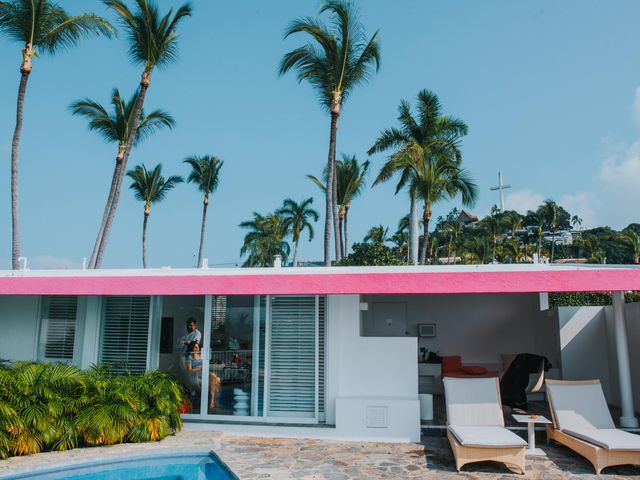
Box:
(361, 293), (545, 368)
(557, 306), (613, 400)
(0, 296), (41, 362)
(326, 295), (420, 442)
(558, 302), (640, 414)
(603, 302), (640, 413)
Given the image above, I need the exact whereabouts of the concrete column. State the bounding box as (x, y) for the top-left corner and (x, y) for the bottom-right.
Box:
(611, 291), (639, 428)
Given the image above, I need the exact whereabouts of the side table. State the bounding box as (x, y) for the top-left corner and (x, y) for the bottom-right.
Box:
(512, 414), (552, 456)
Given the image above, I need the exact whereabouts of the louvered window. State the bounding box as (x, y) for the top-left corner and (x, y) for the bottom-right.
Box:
(267, 296), (318, 418)
(99, 296), (150, 374)
(39, 296), (78, 362)
(318, 296), (326, 420)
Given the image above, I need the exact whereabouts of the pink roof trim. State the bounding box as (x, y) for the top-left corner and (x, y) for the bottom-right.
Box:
(0, 269), (639, 296)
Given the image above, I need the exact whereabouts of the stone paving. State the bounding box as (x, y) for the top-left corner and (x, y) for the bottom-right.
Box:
(0, 431), (639, 479)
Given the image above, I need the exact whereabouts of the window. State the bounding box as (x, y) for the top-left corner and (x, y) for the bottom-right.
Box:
(99, 296), (150, 374)
(267, 296), (318, 418)
(39, 296), (78, 363)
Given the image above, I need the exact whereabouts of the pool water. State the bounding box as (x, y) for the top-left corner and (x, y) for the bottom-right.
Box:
(1, 452), (237, 480)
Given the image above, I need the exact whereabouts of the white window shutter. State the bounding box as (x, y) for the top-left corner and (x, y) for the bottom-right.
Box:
(40, 296), (78, 362)
(99, 296), (150, 374)
(267, 296), (317, 418)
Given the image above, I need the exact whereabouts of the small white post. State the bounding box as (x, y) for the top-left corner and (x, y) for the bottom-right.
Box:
(611, 291), (639, 428)
(82, 257), (87, 270)
(201, 258), (209, 269)
(18, 256), (27, 270)
(273, 254), (282, 268)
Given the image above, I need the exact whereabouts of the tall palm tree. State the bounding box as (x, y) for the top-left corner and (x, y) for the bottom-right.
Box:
(308, 154), (369, 256)
(94, 0), (192, 268)
(239, 213), (290, 267)
(0, 0), (114, 269)
(541, 199), (559, 262)
(70, 88), (175, 269)
(369, 89), (470, 265)
(280, 0), (380, 265)
(183, 155), (223, 268)
(276, 198), (319, 266)
(126, 164), (183, 268)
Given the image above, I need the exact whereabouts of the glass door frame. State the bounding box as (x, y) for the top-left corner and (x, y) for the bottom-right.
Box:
(179, 294), (322, 424)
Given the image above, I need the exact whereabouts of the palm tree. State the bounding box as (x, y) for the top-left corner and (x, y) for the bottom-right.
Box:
(443, 220), (463, 264)
(94, 0), (192, 268)
(464, 236), (491, 264)
(183, 155), (223, 268)
(126, 164), (183, 268)
(541, 199), (559, 262)
(504, 212), (523, 238)
(70, 89), (175, 269)
(0, 1), (114, 269)
(280, 0), (380, 265)
(482, 215), (503, 261)
(364, 225), (389, 244)
(571, 215), (583, 230)
(369, 89), (470, 265)
(621, 229), (640, 264)
(308, 154), (369, 256)
(276, 198), (319, 266)
(239, 213), (290, 267)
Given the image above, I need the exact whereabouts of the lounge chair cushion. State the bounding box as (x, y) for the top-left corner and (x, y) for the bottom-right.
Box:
(444, 377), (504, 426)
(563, 428), (640, 451)
(547, 382), (615, 430)
(449, 426), (527, 448)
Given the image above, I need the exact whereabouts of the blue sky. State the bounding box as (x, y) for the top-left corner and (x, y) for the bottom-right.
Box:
(1, 0), (640, 269)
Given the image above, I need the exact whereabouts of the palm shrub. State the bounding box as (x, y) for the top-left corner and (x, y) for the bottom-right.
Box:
(0, 362), (183, 458)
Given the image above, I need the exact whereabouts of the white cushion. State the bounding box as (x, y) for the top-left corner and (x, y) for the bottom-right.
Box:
(564, 428), (640, 451)
(443, 377), (504, 427)
(546, 382), (615, 430)
(449, 426), (527, 448)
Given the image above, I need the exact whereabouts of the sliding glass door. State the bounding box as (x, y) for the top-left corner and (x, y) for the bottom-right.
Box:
(157, 295), (325, 423)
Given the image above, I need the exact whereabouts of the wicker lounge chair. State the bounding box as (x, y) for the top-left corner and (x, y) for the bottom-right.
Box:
(443, 376), (527, 474)
(546, 379), (640, 474)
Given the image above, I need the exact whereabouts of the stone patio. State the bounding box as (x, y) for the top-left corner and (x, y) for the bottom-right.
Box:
(0, 430), (639, 479)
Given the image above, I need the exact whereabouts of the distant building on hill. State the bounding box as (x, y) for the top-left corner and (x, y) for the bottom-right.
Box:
(457, 210), (478, 227)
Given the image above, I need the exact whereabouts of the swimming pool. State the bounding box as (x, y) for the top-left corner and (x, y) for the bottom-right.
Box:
(0, 452), (237, 480)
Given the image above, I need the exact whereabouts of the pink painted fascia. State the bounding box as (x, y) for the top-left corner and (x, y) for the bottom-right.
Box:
(0, 269), (639, 296)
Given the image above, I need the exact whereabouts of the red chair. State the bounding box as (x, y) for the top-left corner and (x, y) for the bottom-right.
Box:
(441, 355), (498, 378)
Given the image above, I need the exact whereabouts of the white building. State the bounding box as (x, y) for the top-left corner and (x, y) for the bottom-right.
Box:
(0, 264), (638, 442)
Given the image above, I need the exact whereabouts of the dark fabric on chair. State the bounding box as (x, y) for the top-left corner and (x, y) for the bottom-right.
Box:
(500, 353), (551, 409)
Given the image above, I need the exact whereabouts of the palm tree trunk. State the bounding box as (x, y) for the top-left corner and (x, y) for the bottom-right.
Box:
(142, 211), (149, 268)
(323, 113), (338, 266)
(197, 199), (208, 268)
(329, 112), (342, 262)
(292, 239), (299, 267)
(420, 209), (430, 265)
(338, 215), (344, 259)
(10, 72), (30, 270)
(94, 75), (150, 268)
(344, 206), (350, 257)
(551, 229), (556, 262)
(409, 191), (419, 265)
(88, 158), (122, 269)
